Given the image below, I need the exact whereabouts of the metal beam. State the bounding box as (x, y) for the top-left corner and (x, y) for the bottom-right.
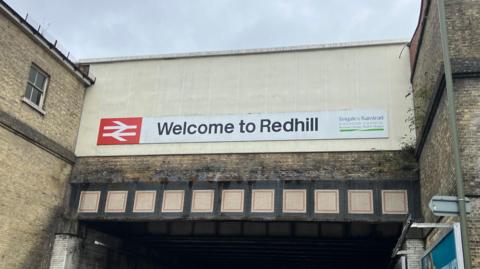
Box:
(410, 223), (452, 229)
(391, 215), (412, 258)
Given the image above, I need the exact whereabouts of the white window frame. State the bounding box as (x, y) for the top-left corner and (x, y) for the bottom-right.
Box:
(22, 64), (49, 114)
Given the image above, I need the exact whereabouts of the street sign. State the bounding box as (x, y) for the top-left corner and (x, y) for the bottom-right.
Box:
(429, 196), (471, 217)
(421, 223), (465, 269)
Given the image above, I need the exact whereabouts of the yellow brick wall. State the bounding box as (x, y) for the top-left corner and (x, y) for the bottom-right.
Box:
(0, 127), (72, 268)
(0, 8), (88, 269)
(0, 12), (86, 152)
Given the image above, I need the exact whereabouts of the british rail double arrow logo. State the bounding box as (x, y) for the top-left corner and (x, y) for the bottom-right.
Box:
(97, 117), (143, 145)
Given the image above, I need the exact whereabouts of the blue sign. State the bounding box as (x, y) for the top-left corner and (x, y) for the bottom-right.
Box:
(422, 224), (464, 269)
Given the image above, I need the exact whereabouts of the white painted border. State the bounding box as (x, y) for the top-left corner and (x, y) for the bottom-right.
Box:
(191, 190), (215, 213)
(221, 190), (245, 213)
(162, 190), (185, 213)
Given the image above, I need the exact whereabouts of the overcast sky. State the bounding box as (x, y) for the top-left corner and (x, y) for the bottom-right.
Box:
(7, 0), (420, 60)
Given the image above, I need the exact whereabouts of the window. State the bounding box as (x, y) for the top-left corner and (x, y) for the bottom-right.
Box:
(24, 65), (48, 109)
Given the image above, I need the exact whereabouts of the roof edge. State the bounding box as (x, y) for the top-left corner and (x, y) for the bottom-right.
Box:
(0, 0), (95, 86)
(79, 39), (409, 64)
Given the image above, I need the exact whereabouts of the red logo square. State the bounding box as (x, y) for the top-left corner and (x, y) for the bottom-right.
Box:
(97, 117), (143, 145)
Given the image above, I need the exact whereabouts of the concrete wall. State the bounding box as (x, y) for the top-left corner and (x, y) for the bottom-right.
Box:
(0, 6), (89, 269)
(410, 0), (480, 267)
(76, 42), (414, 156)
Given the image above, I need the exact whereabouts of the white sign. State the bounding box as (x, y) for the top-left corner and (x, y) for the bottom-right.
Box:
(429, 196), (471, 216)
(97, 110), (388, 145)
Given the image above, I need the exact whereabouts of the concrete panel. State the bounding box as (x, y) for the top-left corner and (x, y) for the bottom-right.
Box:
(133, 191), (156, 213)
(283, 190), (307, 213)
(161, 190), (185, 213)
(251, 189), (275, 213)
(221, 190), (244, 212)
(382, 190), (408, 214)
(348, 190), (374, 214)
(75, 43), (413, 156)
(104, 191), (128, 213)
(191, 190), (214, 213)
(315, 189), (339, 214)
(78, 191), (100, 213)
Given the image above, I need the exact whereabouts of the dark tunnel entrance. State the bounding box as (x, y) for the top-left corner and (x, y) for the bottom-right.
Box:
(78, 220), (403, 269)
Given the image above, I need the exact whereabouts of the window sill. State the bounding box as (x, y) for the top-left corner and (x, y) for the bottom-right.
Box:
(22, 97), (46, 115)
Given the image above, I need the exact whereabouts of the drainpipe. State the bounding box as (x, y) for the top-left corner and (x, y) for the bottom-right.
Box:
(436, 0), (472, 268)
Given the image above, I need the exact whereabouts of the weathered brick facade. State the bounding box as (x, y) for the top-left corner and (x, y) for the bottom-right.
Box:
(0, 3), (92, 268)
(410, 0), (480, 267)
(0, 12), (87, 152)
(411, 0), (480, 136)
(71, 151), (418, 184)
(470, 198), (480, 268)
(0, 128), (72, 268)
(403, 239), (424, 269)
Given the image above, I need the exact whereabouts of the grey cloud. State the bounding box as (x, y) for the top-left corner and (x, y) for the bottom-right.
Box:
(6, 0), (420, 59)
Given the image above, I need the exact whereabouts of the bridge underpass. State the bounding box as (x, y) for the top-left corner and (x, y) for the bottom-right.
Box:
(78, 220), (403, 269)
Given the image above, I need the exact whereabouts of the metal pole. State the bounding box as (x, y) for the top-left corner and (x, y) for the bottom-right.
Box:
(436, 0), (472, 268)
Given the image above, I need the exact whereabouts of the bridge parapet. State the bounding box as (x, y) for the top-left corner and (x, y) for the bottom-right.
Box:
(71, 179), (420, 222)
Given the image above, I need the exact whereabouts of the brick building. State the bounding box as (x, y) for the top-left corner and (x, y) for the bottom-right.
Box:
(0, 0), (478, 268)
(408, 0), (480, 268)
(0, 1), (94, 268)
